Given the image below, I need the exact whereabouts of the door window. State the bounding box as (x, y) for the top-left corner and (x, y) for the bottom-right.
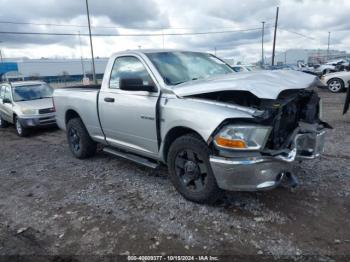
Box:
(109, 56), (152, 89)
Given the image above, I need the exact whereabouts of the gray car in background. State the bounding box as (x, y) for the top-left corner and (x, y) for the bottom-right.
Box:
(0, 81), (56, 136)
(54, 50), (329, 204)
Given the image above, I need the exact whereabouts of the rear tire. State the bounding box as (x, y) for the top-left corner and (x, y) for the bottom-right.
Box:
(15, 117), (29, 137)
(66, 118), (96, 159)
(167, 134), (223, 204)
(327, 78), (344, 93)
(0, 115), (9, 128)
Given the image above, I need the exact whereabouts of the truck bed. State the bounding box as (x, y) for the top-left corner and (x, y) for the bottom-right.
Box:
(53, 87), (105, 140)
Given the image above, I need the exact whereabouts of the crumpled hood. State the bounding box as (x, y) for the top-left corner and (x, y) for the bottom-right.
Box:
(172, 70), (319, 99)
(15, 98), (53, 110)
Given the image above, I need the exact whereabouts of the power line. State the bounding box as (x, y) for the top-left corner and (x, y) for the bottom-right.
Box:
(278, 28), (315, 40)
(6, 60), (108, 64)
(0, 27), (270, 37)
(0, 20), (88, 28)
(0, 20), (271, 31)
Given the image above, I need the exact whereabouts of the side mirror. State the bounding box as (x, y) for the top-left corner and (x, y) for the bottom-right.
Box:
(120, 78), (157, 92)
(3, 98), (11, 104)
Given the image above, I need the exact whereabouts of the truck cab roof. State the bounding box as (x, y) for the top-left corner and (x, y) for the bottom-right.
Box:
(111, 49), (204, 57)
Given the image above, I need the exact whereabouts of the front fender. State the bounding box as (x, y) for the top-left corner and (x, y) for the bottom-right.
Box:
(159, 97), (255, 159)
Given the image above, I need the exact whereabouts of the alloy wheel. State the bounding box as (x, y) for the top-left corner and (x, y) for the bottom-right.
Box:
(174, 149), (208, 192)
(328, 80), (342, 92)
(16, 119), (22, 135)
(68, 127), (81, 152)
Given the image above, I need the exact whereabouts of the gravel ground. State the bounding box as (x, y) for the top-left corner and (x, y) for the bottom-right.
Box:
(0, 89), (349, 261)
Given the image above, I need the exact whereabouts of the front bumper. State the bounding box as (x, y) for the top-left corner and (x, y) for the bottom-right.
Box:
(18, 114), (56, 128)
(210, 131), (325, 191)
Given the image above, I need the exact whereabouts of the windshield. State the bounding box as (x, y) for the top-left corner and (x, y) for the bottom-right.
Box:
(12, 84), (53, 102)
(146, 51), (234, 85)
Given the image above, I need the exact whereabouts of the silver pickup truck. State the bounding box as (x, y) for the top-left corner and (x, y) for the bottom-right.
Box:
(54, 50), (329, 204)
(0, 81), (56, 136)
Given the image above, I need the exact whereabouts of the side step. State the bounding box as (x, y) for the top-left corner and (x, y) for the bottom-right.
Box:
(103, 147), (159, 169)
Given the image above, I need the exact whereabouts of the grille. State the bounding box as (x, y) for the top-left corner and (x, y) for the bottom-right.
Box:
(274, 102), (300, 147)
(39, 116), (56, 125)
(39, 108), (55, 114)
(265, 90), (321, 150)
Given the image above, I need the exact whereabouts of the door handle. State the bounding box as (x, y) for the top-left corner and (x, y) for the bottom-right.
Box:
(104, 97), (115, 103)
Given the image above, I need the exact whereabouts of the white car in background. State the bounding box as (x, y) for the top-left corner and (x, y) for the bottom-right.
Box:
(231, 64), (256, 72)
(0, 81), (56, 136)
(321, 71), (350, 93)
(316, 59), (349, 75)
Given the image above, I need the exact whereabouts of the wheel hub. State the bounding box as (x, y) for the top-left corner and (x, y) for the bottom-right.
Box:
(184, 161), (200, 178)
(69, 128), (80, 151)
(16, 120), (22, 134)
(329, 81), (341, 91)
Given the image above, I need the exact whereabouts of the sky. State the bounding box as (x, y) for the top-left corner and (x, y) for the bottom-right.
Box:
(0, 0), (349, 63)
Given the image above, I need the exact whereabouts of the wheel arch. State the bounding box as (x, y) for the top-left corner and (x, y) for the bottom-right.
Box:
(327, 77), (345, 92)
(65, 109), (82, 124)
(327, 77), (345, 86)
(161, 126), (204, 163)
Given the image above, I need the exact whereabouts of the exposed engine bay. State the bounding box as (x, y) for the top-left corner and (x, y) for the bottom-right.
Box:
(190, 89), (330, 151)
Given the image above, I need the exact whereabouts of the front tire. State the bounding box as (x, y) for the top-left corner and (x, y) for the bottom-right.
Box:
(66, 118), (96, 159)
(327, 78), (344, 93)
(167, 134), (223, 204)
(0, 115), (9, 128)
(15, 117), (29, 137)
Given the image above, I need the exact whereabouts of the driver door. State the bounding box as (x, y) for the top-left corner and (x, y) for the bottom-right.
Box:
(98, 56), (159, 157)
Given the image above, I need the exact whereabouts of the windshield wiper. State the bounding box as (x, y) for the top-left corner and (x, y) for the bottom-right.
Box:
(30, 96), (52, 100)
(172, 78), (199, 85)
(172, 81), (187, 85)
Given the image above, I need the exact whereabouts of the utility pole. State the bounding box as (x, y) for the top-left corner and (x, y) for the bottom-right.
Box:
(85, 0), (97, 84)
(78, 31), (86, 77)
(327, 31), (331, 61)
(0, 41), (3, 63)
(284, 51), (287, 64)
(214, 47), (217, 56)
(271, 6), (279, 66)
(261, 21), (265, 66)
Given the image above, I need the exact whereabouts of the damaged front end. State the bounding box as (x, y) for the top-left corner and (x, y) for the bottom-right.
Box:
(255, 88), (330, 158)
(191, 88), (330, 191)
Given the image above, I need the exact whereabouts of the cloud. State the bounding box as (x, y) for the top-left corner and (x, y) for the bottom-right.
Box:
(0, 0), (167, 46)
(204, 0), (280, 23)
(0, 0), (167, 27)
(0, 0), (349, 63)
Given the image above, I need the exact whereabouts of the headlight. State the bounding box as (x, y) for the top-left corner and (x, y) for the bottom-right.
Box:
(214, 125), (271, 150)
(21, 108), (38, 115)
